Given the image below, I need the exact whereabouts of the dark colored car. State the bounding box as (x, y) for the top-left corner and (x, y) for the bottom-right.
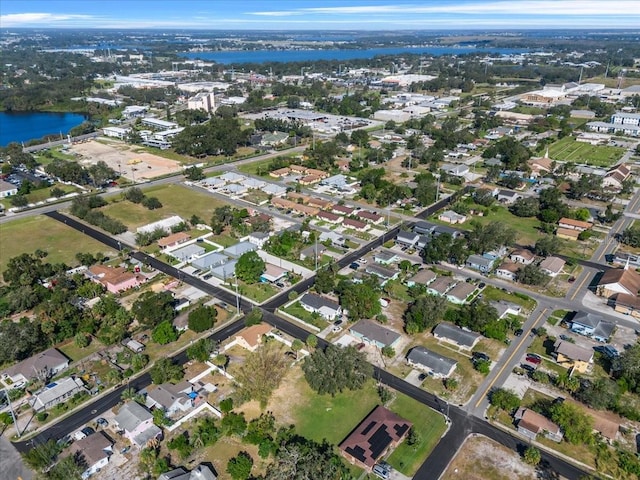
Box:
(525, 353), (542, 365)
(521, 364), (536, 373)
(81, 426), (95, 437)
(514, 329), (523, 337)
(472, 352), (490, 362)
(349, 262), (359, 270)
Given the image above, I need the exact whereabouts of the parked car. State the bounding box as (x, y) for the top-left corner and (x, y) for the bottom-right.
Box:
(373, 463), (391, 479)
(81, 426), (95, 437)
(559, 334), (572, 341)
(514, 329), (523, 337)
(525, 354), (542, 365)
(96, 418), (108, 427)
(521, 364), (536, 373)
(349, 262), (359, 270)
(357, 258), (367, 265)
(594, 345), (619, 358)
(472, 352), (490, 362)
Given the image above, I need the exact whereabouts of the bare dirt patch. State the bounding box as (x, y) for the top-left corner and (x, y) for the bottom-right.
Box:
(441, 434), (538, 480)
(70, 139), (182, 180)
(265, 366), (305, 426)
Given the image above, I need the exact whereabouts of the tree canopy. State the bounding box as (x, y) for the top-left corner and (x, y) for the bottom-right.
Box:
(302, 344), (373, 396)
(404, 295), (447, 334)
(235, 251), (266, 284)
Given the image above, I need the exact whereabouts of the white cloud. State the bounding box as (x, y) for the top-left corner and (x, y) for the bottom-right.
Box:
(252, 1), (640, 17)
(0, 13), (95, 26)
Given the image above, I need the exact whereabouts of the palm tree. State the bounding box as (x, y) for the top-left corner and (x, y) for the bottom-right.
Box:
(107, 369), (123, 386)
(213, 354), (228, 373)
(120, 387), (143, 404)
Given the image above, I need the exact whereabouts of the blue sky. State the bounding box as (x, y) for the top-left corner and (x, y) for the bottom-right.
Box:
(1, 1), (639, 29)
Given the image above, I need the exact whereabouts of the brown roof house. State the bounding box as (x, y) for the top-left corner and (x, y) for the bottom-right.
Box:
(514, 408), (563, 442)
(614, 293), (640, 319)
(339, 406), (412, 471)
(234, 323), (272, 351)
(68, 432), (113, 479)
(1, 347), (69, 388)
(596, 268), (640, 299)
(158, 232), (190, 249)
(554, 340), (593, 374)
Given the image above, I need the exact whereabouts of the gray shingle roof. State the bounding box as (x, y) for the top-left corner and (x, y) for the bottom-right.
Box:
(406, 346), (457, 376)
(299, 293), (340, 312)
(433, 323), (480, 348)
(350, 320), (401, 347)
(114, 401), (152, 433)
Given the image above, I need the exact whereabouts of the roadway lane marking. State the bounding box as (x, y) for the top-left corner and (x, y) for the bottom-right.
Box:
(569, 271), (591, 301)
(474, 308), (548, 410)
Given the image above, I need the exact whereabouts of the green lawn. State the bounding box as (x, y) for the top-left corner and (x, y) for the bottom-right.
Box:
(237, 157), (277, 176)
(465, 205), (542, 246)
(293, 379), (380, 445)
(386, 393), (447, 476)
(280, 302), (326, 329)
(209, 234), (238, 247)
(548, 136), (625, 167)
(482, 286), (537, 312)
(58, 337), (105, 362)
(0, 215), (115, 277)
(26, 184), (78, 204)
(99, 184), (229, 229)
(233, 281), (278, 303)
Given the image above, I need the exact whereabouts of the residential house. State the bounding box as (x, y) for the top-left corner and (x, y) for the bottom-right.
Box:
(159, 464), (217, 480)
(114, 401), (162, 448)
(491, 301), (522, 319)
(495, 261), (519, 281)
(86, 265), (144, 294)
(299, 293), (342, 321)
(171, 244), (205, 263)
(260, 264), (286, 283)
(556, 227), (581, 241)
(432, 225), (463, 238)
(349, 320), (401, 349)
(445, 282), (477, 304)
(31, 377), (87, 411)
(596, 268), (640, 298)
(146, 381), (195, 415)
(510, 249), (535, 265)
(247, 232), (270, 249)
(406, 269), (437, 287)
(1, 348), (69, 388)
(137, 216), (184, 235)
(210, 260), (238, 281)
(219, 172), (246, 183)
(416, 235), (431, 250)
(539, 256), (566, 277)
(396, 230), (419, 248)
(427, 277), (456, 296)
(413, 221), (435, 235)
(558, 218), (593, 232)
(191, 252), (228, 272)
(554, 340), (593, 374)
(438, 210), (466, 224)
(0, 179), (18, 198)
(466, 254), (495, 273)
(319, 231), (345, 248)
(299, 244), (327, 262)
(406, 346), (457, 379)
(571, 311), (615, 342)
(612, 252), (640, 268)
(235, 323), (272, 351)
(158, 232), (191, 249)
(358, 211), (384, 225)
(317, 211), (343, 224)
(68, 432), (113, 480)
(339, 406), (412, 472)
(223, 241), (257, 259)
(299, 174), (324, 185)
(433, 323), (481, 350)
(364, 264), (399, 284)
(373, 250), (398, 265)
(201, 177), (225, 189)
(223, 183), (247, 196)
(332, 204), (355, 215)
(307, 197), (332, 210)
(496, 190), (521, 204)
(613, 293), (640, 318)
(603, 164), (632, 191)
(343, 218), (370, 231)
(527, 156), (554, 178)
(514, 408), (563, 442)
(261, 183), (287, 197)
(269, 167), (292, 178)
(243, 178), (266, 190)
(126, 340), (145, 353)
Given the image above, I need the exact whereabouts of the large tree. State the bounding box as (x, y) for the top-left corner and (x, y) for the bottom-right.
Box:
(188, 305), (217, 332)
(404, 295), (447, 334)
(614, 343), (640, 392)
(235, 251), (266, 284)
(235, 342), (289, 407)
(132, 291), (175, 327)
(302, 344), (372, 396)
(549, 401), (594, 445)
(149, 358), (183, 384)
(337, 281), (380, 320)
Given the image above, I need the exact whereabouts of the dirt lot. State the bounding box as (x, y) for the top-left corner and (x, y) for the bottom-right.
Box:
(70, 140), (182, 180)
(441, 434), (538, 480)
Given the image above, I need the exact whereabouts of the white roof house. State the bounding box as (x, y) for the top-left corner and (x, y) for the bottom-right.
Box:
(137, 216), (184, 234)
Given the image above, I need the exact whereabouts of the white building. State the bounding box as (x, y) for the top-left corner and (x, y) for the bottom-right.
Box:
(187, 92), (216, 113)
(137, 215), (184, 234)
(142, 117), (178, 130)
(102, 126), (131, 139)
(0, 179), (18, 198)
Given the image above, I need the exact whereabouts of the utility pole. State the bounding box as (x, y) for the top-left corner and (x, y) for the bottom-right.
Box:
(234, 279), (240, 315)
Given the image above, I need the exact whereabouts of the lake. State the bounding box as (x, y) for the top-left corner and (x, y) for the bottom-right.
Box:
(181, 46), (526, 64)
(0, 111), (87, 147)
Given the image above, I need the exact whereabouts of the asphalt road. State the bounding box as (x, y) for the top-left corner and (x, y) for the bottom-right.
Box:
(22, 190), (592, 479)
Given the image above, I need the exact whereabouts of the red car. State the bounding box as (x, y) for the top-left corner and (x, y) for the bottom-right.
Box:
(526, 353), (542, 365)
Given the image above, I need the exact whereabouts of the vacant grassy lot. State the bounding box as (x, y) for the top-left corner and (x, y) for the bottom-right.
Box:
(0, 215), (114, 276)
(441, 435), (537, 480)
(26, 184), (78, 204)
(59, 337), (105, 362)
(386, 393), (447, 476)
(99, 184), (229, 229)
(482, 286), (537, 312)
(548, 136), (625, 167)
